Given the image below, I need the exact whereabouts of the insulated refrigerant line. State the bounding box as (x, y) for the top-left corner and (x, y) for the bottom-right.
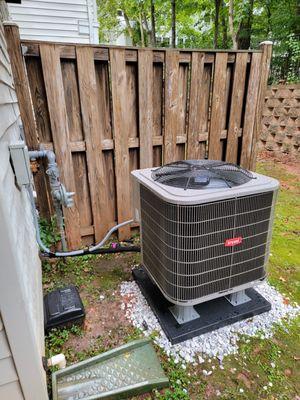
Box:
(26, 184), (139, 258)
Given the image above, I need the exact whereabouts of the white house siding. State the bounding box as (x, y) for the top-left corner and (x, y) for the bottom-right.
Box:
(8, 0), (99, 43)
(0, 1), (48, 399)
(0, 313), (24, 398)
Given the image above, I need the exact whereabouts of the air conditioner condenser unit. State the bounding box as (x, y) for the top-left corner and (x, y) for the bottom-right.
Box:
(131, 160), (279, 343)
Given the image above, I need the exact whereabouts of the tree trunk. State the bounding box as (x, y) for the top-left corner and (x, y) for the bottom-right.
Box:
(142, 12), (151, 46)
(295, 0), (300, 35)
(237, 0), (254, 49)
(171, 0), (176, 48)
(139, 12), (145, 47)
(221, 0), (228, 48)
(123, 11), (135, 45)
(142, 12), (150, 32)
(266, 1), (272, 37)
(214, 0), (221, 48)
(150, 0), (156, 46)
(228, 0), (237, 49)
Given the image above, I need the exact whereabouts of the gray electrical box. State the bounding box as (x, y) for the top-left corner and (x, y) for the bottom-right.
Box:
(9, 141), (32, 186)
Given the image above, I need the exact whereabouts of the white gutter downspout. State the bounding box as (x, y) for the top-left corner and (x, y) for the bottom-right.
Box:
(87, 0), (99, 43)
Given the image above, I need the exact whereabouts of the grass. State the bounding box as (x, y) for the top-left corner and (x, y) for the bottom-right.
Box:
(44, 159), (300, 400)
(257, 161), (300, 304)
(42, 253), (134, 295)
(194, 316), (300, 399)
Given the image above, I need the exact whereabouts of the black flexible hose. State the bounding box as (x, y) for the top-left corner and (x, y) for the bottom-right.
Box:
(91, 246), (141, 254)
(41, 245), (141, 258)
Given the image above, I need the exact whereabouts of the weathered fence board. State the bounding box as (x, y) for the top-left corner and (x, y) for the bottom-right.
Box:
(4, 24), (52, 218)
(164, 50), (180, 164)
(186, 52), (205, 159)
(226, 52), (248, 163)
(110, 48), (131, 240)
(152, 62), (163, 166)
(76, 46), (110, 241)
(40, 44), (81, 248)
(240, 52), (262, 168)
(208, 53), (228, 160)
(138, 49), (153, 169)
(4, 24), (272, 248)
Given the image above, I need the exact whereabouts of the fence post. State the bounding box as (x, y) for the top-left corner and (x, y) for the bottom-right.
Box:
(4, 22), (52, 217)
(138, 49), (154, 168)
(164, 50), (180, 164)
(250, 41), (273, 170)
(4, 22), (38, 149)
(39, 44), (82, 249)
(109, 48), (131, 240)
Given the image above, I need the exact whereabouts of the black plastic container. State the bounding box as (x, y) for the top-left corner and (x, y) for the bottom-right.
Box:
(44, 285), (85, 331)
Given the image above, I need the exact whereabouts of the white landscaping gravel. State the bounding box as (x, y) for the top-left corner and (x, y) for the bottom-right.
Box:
(120, 280), (299, 365)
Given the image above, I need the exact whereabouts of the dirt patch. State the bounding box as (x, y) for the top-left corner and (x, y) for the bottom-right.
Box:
(204, 383), (217, 399)
(281, 162), (300, 178)
(63, 253), (138, 353)
(92, 253), (136, 274)
(237, 371), (252, 389)
(66, 292), (130, 353)
(258, 152), (300, 178)
(258, 150), (300, 168)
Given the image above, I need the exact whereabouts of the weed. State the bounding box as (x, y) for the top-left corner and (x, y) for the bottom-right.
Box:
(152, 349), (192, 400)
(45, 328), (70, 357)
(124, 327), (143, 342)
(40, 216), (61, 248)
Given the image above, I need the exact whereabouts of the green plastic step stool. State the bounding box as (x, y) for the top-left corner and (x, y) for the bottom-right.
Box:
(52, 338), (169, 400)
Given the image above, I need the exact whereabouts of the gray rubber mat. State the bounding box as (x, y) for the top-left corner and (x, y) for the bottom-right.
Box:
(52, 338), (168, 400)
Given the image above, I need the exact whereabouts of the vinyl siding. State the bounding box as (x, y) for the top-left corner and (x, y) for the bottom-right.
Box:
(8, 0), (99, 43)
(0, 314), (23, 398)
(0, 381), (24, 398)
(0, 2), (47, 398)
(0, 4), (23, 398)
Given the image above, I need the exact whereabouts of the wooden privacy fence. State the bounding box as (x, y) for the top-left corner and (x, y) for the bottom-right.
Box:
(4, 24), (272, 249)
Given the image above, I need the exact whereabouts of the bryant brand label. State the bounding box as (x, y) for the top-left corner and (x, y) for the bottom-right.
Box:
(225, 237), (243, 247)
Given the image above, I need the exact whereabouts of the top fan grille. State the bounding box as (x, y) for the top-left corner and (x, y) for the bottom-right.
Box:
(151, 160), (255, 190)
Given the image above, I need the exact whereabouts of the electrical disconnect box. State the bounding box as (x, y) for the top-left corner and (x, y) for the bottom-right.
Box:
(9, 141), (32, 187)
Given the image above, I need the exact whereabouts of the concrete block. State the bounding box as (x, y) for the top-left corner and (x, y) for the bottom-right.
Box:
(275, 88), (294, 98)
(265, 98), (282, 108)
(282, 98), (299, 107)
(269, 124), (279, 135)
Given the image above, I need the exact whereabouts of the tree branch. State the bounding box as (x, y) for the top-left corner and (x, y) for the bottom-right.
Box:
(150, 0), (156, 46)
(123, 11), (135, 45)
(221, 0), (228, 48)
(214, 0), (221, 48)
(229, 0), (237, 49)
(139, 11), (145, 46)
(171, 0), (176, 47)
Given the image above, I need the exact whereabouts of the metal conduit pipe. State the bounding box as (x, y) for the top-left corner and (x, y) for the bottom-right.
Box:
(28, 149), (139, 257)
(29, 149), (74, 251)
(26, 184), (138, 258)
(9, 142), (139, 258)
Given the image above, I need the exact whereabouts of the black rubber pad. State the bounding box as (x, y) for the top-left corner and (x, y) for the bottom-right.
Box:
(133, 267), (271, 344)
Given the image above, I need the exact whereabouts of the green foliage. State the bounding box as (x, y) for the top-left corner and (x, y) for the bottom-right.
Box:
(256, 161), (300, 303)
(154, 356), (191, 400)
(97, 0), (299, 82)
(252, 0), (300, 82)
(42, 254), (95, 290)
(39, 216), (61, 248)
(286, 34), (300, 83)
(45, 325), (83, 357)
(98, 0), (148, 45)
